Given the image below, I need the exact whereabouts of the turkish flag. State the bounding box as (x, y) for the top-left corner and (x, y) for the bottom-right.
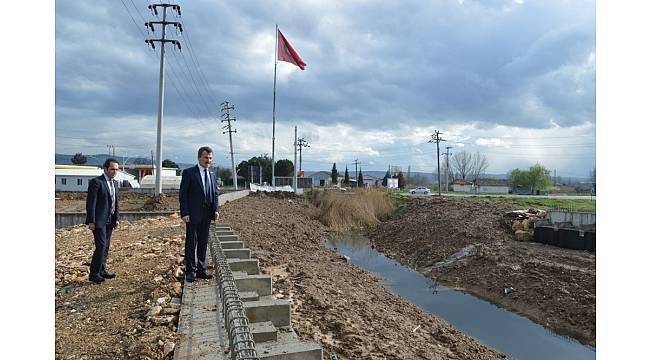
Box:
(277, 29), (306, 70)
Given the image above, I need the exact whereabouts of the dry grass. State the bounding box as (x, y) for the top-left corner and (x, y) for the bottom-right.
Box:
(311, 188), (395, 230)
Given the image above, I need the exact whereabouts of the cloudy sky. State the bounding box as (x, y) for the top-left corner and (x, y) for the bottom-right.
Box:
(55, 0), (595, 178)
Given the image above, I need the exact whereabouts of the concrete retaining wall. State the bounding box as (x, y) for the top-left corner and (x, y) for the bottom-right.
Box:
(55, 211), (177, 229)
(56, 190), (250, 229)
(549, 210), (596, 227)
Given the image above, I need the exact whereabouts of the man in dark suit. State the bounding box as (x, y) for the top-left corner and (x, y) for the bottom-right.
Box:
(179, 146), (220, 283)
(85, 158), (120, 284)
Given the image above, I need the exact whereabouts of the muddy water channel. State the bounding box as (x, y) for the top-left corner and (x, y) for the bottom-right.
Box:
(325, 232), (595, 360)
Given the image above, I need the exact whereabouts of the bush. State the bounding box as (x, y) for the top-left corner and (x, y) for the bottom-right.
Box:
(310, 188), (395, 230)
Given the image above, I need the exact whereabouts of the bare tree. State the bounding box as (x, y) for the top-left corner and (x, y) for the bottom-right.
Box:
(451, 151), (473, 180)
(470, 152), (489, 182)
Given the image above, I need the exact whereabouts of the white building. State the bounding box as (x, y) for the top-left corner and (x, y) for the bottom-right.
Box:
(139, 174), (182, 189)
(309, 171), (334, 187)
(55, 165), (139, 192)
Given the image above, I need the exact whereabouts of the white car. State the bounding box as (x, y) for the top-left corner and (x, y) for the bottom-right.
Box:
(410, 187), (431, 195)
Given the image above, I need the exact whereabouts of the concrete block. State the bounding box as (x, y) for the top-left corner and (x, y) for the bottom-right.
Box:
(249, 321), (277, 343)
(244, 299), (290, 327)
(239, 291), (259, 302)
(218, 234), (239, 242)
(234, 274), (272, 296)
(257, 340), (323, 360)
(216, 231), (236, 236)
(227, 258), (260, 274)
(222, 248), (250, 259)
(220, 241), (244, 249)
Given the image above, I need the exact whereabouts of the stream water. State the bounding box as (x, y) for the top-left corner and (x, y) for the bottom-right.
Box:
(325, 232), (595, 360)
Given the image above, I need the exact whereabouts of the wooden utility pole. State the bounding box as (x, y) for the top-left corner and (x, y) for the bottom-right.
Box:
(445, 146), (453, 192)
(220, 101), (238, 190)
(428, 130), (446, 196)
(297, 137), (310, 174)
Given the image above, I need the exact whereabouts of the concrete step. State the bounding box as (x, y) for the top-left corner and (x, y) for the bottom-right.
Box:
(244, 299), (290, 327)
(220, 241), (244, 249)
(226, 258), (260, 275)
(257, 340), (323, 360)
(239, 291), (260, 302)
(222, 248), (250, 259)
(214, 224), (230, 230)
(216, 230), (236, 236)
(233, 273), (272, 296)
(218, 234), (239, 242)
(249, 321), (277, 343)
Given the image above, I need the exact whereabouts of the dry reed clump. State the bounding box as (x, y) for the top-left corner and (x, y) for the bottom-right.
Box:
(312, 188), (395, 230)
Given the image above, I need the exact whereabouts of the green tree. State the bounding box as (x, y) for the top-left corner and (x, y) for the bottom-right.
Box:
(344, 166), (350, 185)
(162, 159), (178, 168)
(508, 168), (526, 190)
(274, 159), (294, 177)
(243, 154), (272, 184)
(331, 163), (338, 185)
(508, 164), (552, 192)
(357, 169), (364, 187)
(397, 171), (405, 189)
(382, 170), (390, 187)
(70, 153), (87, 165)
(237, 160), (250, 182)
(215, 166), (232, 184)
(527, 163), (551, 191)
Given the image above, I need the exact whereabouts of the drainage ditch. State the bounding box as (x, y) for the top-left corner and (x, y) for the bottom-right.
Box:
(325, 232), (595, 360)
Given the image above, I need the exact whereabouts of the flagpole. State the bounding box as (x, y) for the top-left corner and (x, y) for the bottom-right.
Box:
(271, 24), (278, 187)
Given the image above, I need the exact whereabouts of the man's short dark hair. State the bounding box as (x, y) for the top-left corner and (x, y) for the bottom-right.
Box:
(103, 158), (119, 169)
(197, 146), (213, 158)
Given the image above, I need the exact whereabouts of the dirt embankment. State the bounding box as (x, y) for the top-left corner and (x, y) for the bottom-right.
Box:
(56, 194), (509, 360)
(366, 197), (596, 347)
(55, 192), (180, 212)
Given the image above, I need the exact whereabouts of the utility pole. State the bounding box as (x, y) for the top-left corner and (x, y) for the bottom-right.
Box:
(145, 3), (182, 196)
(353, 159), (360, 187)
(444, 146), (453, 192)
(106, 144), (115, 157)
(220, 101), (238, 190)
(293, 126), (298, 192)
(428, 130), (446, 196)
(297, 137), (310, 174)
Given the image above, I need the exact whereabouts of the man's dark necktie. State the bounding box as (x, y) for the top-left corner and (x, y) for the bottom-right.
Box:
(204, 168), (211, 203)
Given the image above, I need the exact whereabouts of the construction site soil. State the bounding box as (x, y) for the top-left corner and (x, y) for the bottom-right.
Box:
(366, 197), (596, 347)
(56, 194), (509, 359)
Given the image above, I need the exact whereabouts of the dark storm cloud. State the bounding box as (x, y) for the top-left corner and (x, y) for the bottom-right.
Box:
(56, 0), (595, 173)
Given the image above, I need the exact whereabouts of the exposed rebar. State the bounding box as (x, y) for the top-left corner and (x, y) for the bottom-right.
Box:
(208, 224), (258, 360)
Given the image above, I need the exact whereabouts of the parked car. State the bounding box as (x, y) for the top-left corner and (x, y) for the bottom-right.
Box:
(410, 187), (430, 194)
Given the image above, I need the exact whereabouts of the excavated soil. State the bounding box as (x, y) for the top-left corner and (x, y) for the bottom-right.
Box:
(366, 197), (596, 347)
(55, 194), (509, 359)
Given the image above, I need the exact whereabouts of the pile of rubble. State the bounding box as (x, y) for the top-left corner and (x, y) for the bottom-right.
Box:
(502, 208), (548, 242)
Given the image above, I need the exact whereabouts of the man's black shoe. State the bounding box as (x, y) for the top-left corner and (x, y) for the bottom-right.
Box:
(185, 275), (195, 283)
(196, 272), (213, 279)
(89, 276), (105, 284)
(100, 271), (116, 279)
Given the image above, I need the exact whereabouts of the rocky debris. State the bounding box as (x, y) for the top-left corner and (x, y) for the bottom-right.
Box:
(142, 193), (177, 211)
(163, 342), (175, 357)
(55, 215), (186, 359)
(503, 209), (548, 242)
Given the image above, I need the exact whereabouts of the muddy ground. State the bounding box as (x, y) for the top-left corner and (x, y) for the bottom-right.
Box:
(55, 193), (509, 359)
(366, 197), (596, 347)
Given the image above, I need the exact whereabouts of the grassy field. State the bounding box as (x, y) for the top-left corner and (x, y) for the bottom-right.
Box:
(474, 196), (596, 212)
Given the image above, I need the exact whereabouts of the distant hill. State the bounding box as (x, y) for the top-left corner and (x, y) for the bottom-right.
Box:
(55, 153), (194, 170)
